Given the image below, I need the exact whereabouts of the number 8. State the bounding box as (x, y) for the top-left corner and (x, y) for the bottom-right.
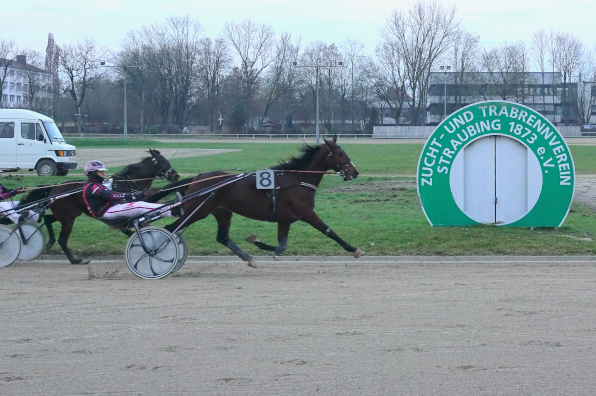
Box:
(260, 172), (272, 187)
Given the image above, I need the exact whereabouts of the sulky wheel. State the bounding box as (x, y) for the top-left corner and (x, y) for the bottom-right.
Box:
(125, 226), (179, 279)
(0, 225), (21, 268)
(171, 232), (188, 273)
(14, 222), (46, 261)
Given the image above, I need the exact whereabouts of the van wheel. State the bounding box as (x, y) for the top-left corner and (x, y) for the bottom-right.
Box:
(56, 169), (69, 176)
(36, 160), (57, 176)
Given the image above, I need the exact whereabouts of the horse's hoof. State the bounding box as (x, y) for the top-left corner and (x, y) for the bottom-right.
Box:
(246, 234), (258, 243)
(71, 259), (90, 265)
(247, 260), (258, 269)
(353, 249), (364, 259)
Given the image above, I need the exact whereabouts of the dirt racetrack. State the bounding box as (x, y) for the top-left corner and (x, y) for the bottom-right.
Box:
(2, 257), (596, 395)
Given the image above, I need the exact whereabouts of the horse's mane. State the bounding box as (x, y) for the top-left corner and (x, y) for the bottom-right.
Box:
(112, 156), (150, 179)
(272, 144), (322, 171)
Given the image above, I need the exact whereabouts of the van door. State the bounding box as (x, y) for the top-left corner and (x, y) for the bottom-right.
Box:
(17, 122), (47, 169)
(0, 121), (17, 168)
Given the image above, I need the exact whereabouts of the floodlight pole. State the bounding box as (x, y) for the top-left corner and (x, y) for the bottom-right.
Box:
(100, 62), (143, 139)
(293, 60), (343, 143)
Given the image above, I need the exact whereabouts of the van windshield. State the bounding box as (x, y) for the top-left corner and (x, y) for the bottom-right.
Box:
(42, 121), (65, 143)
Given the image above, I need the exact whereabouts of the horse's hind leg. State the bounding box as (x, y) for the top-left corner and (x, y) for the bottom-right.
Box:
(301, 210), (363, 258)
(56, 217), (90, 265)
(246, 223), (290, 255)
(44, 214), (57, 252)
(213, 209), (256, 268)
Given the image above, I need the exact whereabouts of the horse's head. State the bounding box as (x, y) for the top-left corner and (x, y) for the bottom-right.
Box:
(148, 149), (180, 182)
(323, 135), (359, 181)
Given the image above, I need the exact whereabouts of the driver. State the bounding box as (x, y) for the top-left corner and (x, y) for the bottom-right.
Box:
(82, 160), (183, 220)
(0, 170), (40, 224)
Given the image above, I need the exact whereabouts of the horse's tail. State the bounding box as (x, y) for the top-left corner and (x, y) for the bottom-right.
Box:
(145, 177), (194, 203)
(18, 185), (54, 205)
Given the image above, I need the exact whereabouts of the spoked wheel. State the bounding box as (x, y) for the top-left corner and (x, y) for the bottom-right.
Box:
(125, 226), (179, 279)
(0, 225), (21, 268)
(14, 222), (46, 261)
(171, 233), (188, 273)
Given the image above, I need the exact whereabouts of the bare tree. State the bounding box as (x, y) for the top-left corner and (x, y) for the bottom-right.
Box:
(532, 29), (550, 116)
(382, 0), (460, 124)
(224, 19), (276, 131)
(550, 31), (584, 124)
(448, 31), (480, 110)
(341, 38), (365, 128)
(259, 32), (300, 126)
(296, 42), (343, 131)
(198, 36), (232, 131)
(59, 37), (107, 133)
(0, 38), (17, 103)
(480, 42), (528, 101)
(372, 41), (408, 124)
(120, 15), (203, 129)
(575, 49), (596, 126)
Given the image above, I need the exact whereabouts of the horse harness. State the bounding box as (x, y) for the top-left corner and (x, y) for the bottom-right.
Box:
(261, 171), (318, 222)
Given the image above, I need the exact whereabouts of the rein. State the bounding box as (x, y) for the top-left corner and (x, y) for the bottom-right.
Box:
(144, 170), (338, 197)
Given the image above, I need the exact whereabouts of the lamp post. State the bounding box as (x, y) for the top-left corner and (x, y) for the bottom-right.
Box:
(293, 59), (343, 143)
(440, 65), (451, 121)
(74, 112), (86, 135)
(100, 62), (143, 139)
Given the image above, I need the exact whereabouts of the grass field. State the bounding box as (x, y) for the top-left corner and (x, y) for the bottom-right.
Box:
(3, 137), (596, 258)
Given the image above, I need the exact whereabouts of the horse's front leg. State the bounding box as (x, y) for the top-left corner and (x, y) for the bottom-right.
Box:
(301, 210), (363, 258)
(246, 223), (290, 255)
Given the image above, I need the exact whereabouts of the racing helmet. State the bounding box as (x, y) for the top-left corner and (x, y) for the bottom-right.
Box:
(84, 160), (108, 176)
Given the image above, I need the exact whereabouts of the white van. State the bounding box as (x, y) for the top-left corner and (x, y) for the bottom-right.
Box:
(0, 109), (77, 176)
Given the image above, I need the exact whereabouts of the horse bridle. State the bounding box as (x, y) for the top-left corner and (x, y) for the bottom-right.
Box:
(325, 145), (351, 180)
(151, 157), (176, 181)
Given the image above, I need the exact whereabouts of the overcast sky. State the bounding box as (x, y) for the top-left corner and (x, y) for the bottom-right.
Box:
(6, 0), (596, 63)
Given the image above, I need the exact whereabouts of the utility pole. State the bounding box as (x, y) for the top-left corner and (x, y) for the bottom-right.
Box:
(100, 61), (143, 139)
(293, 59), (343, 143)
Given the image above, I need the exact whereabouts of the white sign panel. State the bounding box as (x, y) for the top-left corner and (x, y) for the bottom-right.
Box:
(256, 170), (275, 189)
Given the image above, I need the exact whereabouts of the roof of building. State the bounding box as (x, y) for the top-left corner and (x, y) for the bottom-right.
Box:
(429, 71), (563, 85)
(0, 58), (51, 75)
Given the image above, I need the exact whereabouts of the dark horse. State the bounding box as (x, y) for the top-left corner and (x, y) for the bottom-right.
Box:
(164, 136), (363, 268)
(20, 149), (189, 264)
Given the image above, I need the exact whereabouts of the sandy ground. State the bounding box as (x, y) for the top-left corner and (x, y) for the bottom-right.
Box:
(2, 257), (596, 395)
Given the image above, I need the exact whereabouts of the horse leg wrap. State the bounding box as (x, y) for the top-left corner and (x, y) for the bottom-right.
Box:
(219, 237), (254, 266)
(274, 237), (287, 255)
(58, 237), (89, 265)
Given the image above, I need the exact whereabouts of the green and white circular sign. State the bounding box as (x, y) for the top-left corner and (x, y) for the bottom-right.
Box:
(417, 101), (574, 227)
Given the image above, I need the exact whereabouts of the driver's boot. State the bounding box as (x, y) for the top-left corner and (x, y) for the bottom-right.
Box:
(171, 192), (185, 217)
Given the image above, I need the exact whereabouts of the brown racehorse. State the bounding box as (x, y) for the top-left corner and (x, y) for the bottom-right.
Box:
(19, 149), (188, 264)
(164, 136), (363, 268)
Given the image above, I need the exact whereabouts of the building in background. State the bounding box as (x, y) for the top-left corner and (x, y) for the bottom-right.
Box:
(0, 55), (53, 115)
(426, 72), (589, 126)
